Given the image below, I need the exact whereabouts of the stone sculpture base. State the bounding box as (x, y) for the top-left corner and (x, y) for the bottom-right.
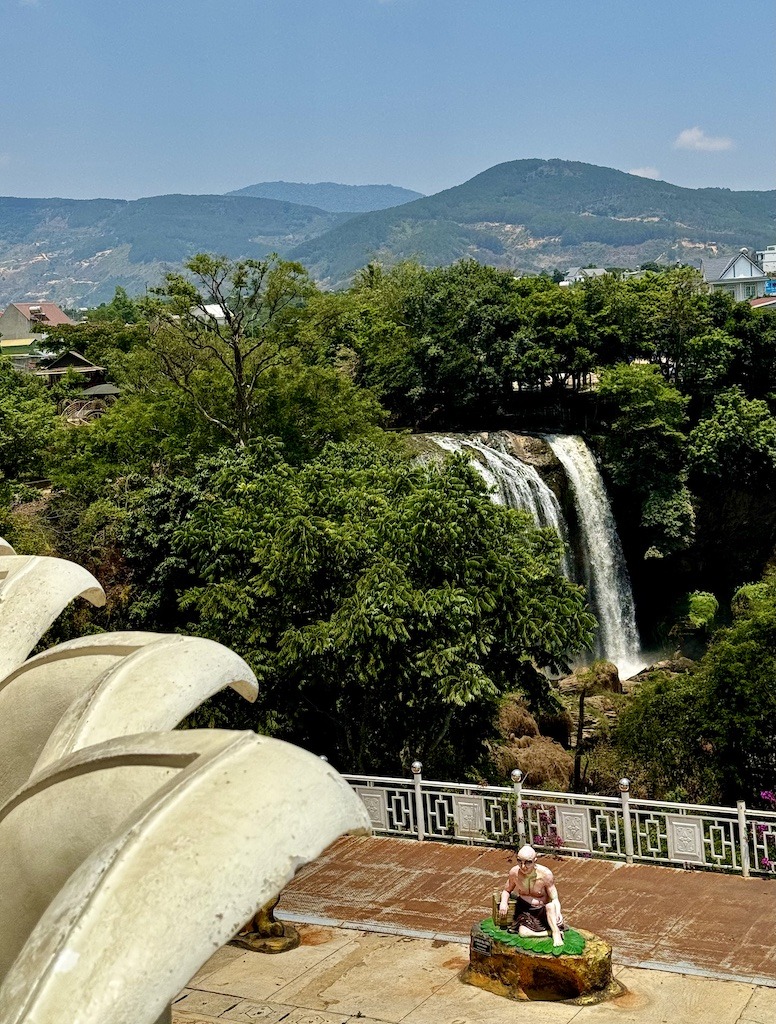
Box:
(231, 926), (301, 954)
(231, 895), (301, 954)
(462, 921), (624, 1005)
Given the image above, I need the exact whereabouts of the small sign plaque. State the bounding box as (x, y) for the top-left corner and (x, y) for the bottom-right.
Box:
(472, 933), (492, 955)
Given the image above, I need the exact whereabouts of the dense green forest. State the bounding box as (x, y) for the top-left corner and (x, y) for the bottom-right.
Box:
(1, 255), (775, 806)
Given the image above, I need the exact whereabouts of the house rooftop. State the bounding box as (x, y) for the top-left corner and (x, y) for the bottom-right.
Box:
(35, 349), (104, 377)
(6, 302), (75, 326)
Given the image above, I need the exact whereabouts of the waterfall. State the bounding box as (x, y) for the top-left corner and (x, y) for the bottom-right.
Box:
(544, 434), (642, 676)
(432, 435), (572, 576)
(429, 432), (643, 677)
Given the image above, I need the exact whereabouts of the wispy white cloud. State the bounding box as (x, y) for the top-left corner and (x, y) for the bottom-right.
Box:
(0, 154), (11, 169)
(674, 126), (734, 152)
(629, 166), (660, 180)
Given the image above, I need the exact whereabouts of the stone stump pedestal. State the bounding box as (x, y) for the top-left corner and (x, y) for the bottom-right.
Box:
(462, 921), (623, 1005)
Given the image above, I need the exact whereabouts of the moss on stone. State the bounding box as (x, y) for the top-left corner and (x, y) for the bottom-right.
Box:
(480, 917), (586, 956)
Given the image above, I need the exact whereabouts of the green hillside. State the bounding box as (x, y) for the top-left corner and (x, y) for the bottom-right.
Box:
(1, 160), (773, 306)
(0, 194), (347, 307)
(289, 159), (776, 285)
(226, 180), (424, 212)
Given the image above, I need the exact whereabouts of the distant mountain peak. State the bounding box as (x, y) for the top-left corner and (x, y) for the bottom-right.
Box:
(225, 180), (424, 213)
(289, 157), (776, 286)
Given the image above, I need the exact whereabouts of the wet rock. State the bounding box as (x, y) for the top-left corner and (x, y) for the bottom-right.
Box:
(557, 661), (622, 695)
(498, 432), (559, 469)
(627, 655), (696, 683)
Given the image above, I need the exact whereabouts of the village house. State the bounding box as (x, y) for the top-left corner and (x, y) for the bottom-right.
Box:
(34, 349), (106, 389)
(559, 267), (609, 286)
(701, 248), (770, 302)
(0, 302), (75, 368)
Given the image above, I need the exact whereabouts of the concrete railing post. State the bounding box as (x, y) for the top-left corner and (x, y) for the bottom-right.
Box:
(737, 799), (750, 878)
(411, 761), (425, 841)
(511, 768), (526, 842)
(619, 778), (634, 865)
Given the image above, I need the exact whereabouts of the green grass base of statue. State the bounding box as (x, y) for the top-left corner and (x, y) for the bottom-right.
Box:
(481, 917), (586, 956)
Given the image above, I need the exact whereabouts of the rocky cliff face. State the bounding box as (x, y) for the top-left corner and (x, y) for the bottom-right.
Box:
(494, 431), (568, 503)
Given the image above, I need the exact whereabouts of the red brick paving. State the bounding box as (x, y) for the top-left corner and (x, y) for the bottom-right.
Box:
(279, 834), (776, 984)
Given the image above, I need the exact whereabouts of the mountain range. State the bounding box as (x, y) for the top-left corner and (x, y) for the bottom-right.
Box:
(225, 181), (424, 212)
(289, 160), (776, 287)
(0, 160), (773, 308)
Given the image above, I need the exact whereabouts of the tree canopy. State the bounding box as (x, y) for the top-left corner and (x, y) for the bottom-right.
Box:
(612, 574), (776, 804)
(113, 439), (595, 775)
(144, 253), (316, 445)
(3, 250), (776, 797)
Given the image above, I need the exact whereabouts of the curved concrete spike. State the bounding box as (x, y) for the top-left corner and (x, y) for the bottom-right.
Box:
(0, 731), (241, 980)
(0, 732), (370, 1024)
(33, 635), (258, 772)
(3, 630), (167, 668)
(0, 538), (16, 557)
(0, 633), (170, 806)
(0, 557), (105, 679)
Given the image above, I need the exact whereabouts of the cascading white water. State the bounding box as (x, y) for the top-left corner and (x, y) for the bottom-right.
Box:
(544, 434), (642, 677)
(432, 435), (572, 576)
(429, 432), (643, 677)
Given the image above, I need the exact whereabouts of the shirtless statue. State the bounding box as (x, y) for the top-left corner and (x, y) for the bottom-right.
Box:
(498, 844), (565, 946)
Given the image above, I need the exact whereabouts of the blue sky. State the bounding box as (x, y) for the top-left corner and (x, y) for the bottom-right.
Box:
(2, 0), (774, 199)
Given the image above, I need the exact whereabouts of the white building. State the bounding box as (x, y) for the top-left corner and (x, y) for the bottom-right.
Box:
(756, 245), (776, 278)
(700, 249), (769, 302)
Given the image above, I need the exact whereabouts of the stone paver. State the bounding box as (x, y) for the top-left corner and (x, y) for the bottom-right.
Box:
(401, 969), (580, 1024)
(738, 986), (776, 1023)
(269, 932), (468, 1023)
(573, 968), (754, 1024)
(174, 924), (771, 1024)
(187, 926), (358, 1003)
(174, 833), (776, 1024)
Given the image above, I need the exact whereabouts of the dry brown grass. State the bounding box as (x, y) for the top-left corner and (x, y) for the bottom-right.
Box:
(496, 695), (539, 739)
(490, 735), (574, 791)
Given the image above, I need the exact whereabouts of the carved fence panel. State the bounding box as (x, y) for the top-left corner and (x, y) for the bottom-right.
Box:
(344, 771), (776, 877)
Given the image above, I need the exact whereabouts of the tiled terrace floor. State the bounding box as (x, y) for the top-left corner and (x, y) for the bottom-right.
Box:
(278, 835), (776, 985)
(174, 834), (776, 1024)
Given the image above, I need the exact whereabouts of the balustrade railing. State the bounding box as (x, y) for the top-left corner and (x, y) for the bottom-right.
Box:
(343, 766), (776, 877)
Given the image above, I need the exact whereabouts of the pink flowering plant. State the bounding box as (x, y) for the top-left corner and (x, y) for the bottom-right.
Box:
(530, 805), (565, 853)
(757, 790), (776, 871)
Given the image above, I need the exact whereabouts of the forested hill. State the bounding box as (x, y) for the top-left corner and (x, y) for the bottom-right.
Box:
(289, 159), (776, 285)
(226, 180), (424, 212)
(0, 194), (347, 307)
(1, 160), (774, 307)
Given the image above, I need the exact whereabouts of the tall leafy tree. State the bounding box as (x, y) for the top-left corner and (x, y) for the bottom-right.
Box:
(119, 439), (595, 775)
(0, 362), (57, 480)
(338, 259), (528, 425)
(677, 328), (741, 399)
(688, 388), (776, 487)
(511, 285), (595, 391)
(613, 576), (776, 804)
(698, 576), (776, 803)
(631, 267), (712, 380)
(597, 363), (693, 555)
(144, 253), (315, 445)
